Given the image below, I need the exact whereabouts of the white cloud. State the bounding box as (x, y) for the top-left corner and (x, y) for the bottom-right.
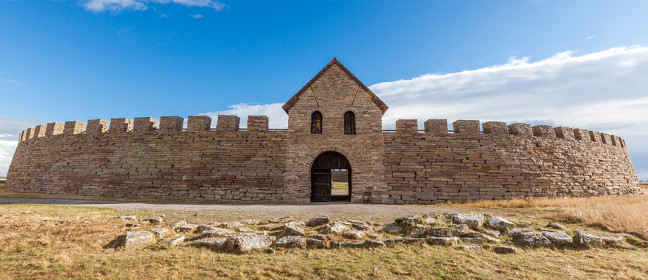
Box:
(200, 103), (287, 129)
(0, 117), (42, 177)
(189, 14), (203, 19)
(587, 35), (596, 40)
(0, 78), (21, 85)
(83, 0), (226, 12)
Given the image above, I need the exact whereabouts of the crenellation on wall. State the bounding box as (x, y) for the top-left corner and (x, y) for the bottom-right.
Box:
(482, 121), (508, 136)
(18, 131), (24, 142)
(133, 117), (158, 133)
(247, 115), (268, 132)
(396, 119), (418, 134)
(109, 118), (133, 134)
(26, 128), (34, 140)
(572, 128), (589, 141)
(87, 119), (109, 135)
(554, 127), (575, 140)
(453, 120), (480, 135)
(64, 121), (86, 135)
(159, 116), (184, 131)
(187, 116), (211, 131)
(34, 125), (47, 138)
(532, 125), (556, 138)
(46, 122), (65, 136)
(589, 131), (601, 142)
(216, 115), (240, 132)
(508, 123), (532, 137)
(600, 133), (611, 145)
(424, 119), (447, 135)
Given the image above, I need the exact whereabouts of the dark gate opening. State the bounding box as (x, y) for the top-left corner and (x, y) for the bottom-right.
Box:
(311, 152), (352, 202)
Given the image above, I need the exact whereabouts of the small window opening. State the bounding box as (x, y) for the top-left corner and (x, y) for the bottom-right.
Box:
(344, 111), (356, 134)
(311, 111), (322, 134)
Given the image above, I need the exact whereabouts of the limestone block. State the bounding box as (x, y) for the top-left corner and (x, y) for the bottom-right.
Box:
(508, 123), (532, 136)
(159, 116), (184, 131)
(247, 115), (268, 132)
(453, 120), (480, 135)
(554, 127), (574, 140)
(187, 116), (211, 131)
(572, 128), (589, 141)
(26, 128), (34, 139)
(34, 125), (47, 138)
(64, 121), (86, 135)
(589, 131), (601, 142)
(482, 121), (508, 136)
(424, 119), (447, 135)
(217, 115), (240, 132)
(396, 119), (418, 133)
(87, 119), (108, 135)
(133, 117), (158, 133)
(532, 125), (556, 138)
(109, 118), (133, 133)
(45, 122), (64, 136)
(610, 135), (618, 146)
(599, 133), (611, 145)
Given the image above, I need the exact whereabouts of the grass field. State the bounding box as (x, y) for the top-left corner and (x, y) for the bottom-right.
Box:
(0, 182), (646, 279)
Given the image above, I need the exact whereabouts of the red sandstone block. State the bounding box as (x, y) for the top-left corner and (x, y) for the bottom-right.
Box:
(160, 116), (184, 131)
(247, 115), (268, 132)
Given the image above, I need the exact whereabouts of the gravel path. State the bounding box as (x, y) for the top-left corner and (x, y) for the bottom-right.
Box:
(0, 197), (452, 219)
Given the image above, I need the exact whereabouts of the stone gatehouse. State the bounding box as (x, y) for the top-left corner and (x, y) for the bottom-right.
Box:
(6, 58), (642, 203)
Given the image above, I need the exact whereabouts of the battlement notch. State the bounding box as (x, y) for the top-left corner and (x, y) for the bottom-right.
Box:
(159, 116), (183, 131)
(424, 119), (447, 135)
(108, 118), (133, 134)
(87, 119), (109, 135)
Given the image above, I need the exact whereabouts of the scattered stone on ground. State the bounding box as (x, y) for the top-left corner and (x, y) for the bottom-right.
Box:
(116, 216), (137, 221)
(464, 245), (482, 250)
(121, 231), (155, 248)
(242, 219), (261, 225)
(226, 234), (273, 253)
(574, 231), (624, 248)
(170, 221), (187, 229)
(201, 228), (235, 237)
(547, 222), (567, 231)
(305, 216), (329, 227)
(449, 213), (484, 229)
(176, 224), (199, 233)
(343, 230), (365, 240)
(494, 245), (517, 254)
(193, 238), (227, 250)
(330, 223), (350, 234)
(274, 236), (307, 248)
(149, 228), (169, 238)
(428, 236), (459, 246)
(487, 216), (515, 231)
(542, 230), (573, 245)
(381, 223), (402, 234)
(143, 217), (163, 224)
(165, 235), (186, 246)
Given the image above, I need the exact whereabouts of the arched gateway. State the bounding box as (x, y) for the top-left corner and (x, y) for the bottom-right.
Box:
(311, 152), (352, 202)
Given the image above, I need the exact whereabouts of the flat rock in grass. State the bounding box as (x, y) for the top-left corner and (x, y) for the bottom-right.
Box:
(273, 236), (306, 248)
(242, 219), (262, 225)
(149, 228), (169, 238)
(450, 214), (484, 229)
(487, 216), (515, 231)
(547, 222), (567, 231)
(381, 223), (402, 234)
(494, 245), (517, 254)
(424, 217), (438, 224)
(348, 220), (371, 231)
(176, 224), (199, 233)
(306, 238), (325, 248)
(201, 228), (235, 237)
(331, 241), (365, 248)
(225, 234), (273, 253)
(193, 238), (227, 250)
(364, 240), (385, 247)
(542, 230), (573, 245)
(238, 227), (254, 233)
(330, 223), (351, 234)
(507, 228), (534, 239)
(517, 232), (552, 248)
(464, 245), (482, 250)
(225, 222), (245, 228)
(429, 227), (453, 237)
(116, 216), (137, 221)
(343, 230), (365, 240)
(428, 236), (459, 246)
(305, 216), (330, 227)
(170, 221), (187, 229)
(518, 221), (532, 227)
(483, 234), (501, 243)
(197, 225), (217, 233)
(142, 217), (163, 224)
(312, 234), (330, 241)
(401, 238), (426, 244)
(483, 229), (501, 237)
(461, 237), (484, 244)
(122, 231), (155, 248)
(452, 224), (471, 236)
(284, 222), (305, 236)
(259, 224), (282, 231)
(574, 231), (623, 248)
(165, 235), (186, 246)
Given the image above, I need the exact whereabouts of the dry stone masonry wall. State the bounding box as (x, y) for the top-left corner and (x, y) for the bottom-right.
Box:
(6, 58), (641, 203)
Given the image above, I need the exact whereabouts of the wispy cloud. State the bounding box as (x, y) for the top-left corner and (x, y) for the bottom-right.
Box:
(189, 14), (203, 19)
(83, 0), (226, 12)
(0, 78), (22, 85)
(586, 35), (596, 40)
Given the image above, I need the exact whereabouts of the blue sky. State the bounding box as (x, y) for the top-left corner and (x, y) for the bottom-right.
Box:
(1, 0), (648, 179)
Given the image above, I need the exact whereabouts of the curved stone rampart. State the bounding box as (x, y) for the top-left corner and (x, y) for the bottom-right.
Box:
(7, 116), (641, 203)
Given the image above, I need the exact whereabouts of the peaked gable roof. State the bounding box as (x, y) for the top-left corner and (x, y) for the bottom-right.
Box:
(282, 58), (389, 115)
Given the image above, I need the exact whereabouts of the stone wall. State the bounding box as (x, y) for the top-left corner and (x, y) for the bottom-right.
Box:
(383, 120), (641, 203)
(8, 116), (288, 201)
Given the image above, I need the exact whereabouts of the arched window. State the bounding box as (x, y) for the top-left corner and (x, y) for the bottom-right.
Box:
(311, 111), (322, 134)
(344, 111), (356, 134)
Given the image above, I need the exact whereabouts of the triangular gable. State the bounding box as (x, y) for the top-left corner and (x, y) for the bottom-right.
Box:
(282, 58), (389, 115)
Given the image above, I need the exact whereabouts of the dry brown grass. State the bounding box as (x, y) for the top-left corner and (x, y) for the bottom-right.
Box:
(1, 204), (647, 279)
(459, 190), (648, 235)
